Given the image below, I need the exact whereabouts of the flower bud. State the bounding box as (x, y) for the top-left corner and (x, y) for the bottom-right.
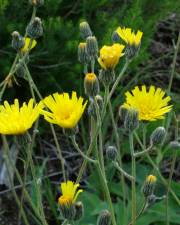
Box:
(124, 108), (139, 132)
(84, 73), (99, 97)
(150, 127), (166, 146)
(106, 146), (117, 161)
(95, 95), (103, 110)
(86, 36), (98, 58)
(59, 203), (76, 220)
(26, 17), (43, 39)
(11, 31), (25, 51)
(78, 42), (90, 64)
(74, 201), (84, 221)
(29, 0), (44, 6)
(99, 69), (115, 86)
(169, 141), (180, 150)
(112, 31), (120, 43)
(97, 210), (111, 225)
(142, 175), (157, 198)
(79, 21), (92, 39)
(119, 106), (128, 122)
(15, 63), (26, 79)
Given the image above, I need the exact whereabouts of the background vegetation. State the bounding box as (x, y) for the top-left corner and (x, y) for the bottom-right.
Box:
(0, 0), (180, 225)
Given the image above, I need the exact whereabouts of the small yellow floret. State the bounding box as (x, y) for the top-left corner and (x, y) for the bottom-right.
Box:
(58, 181), (83, 206)
(146, 175), (157, 183)
(85, 73), (97, 83)
(0, 99), (43, 135)
(79, 42), (86, 48)
(98, 43), (125, 70)
(21, 37), (37, 53)
(116, 27), (143, 46)
(41, 91), (87, 129)
(123, 85), (172, 121)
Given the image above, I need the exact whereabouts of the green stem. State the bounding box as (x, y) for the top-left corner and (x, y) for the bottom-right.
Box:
(108, 60), (129, 101)
(108, 101), (127, 222)
(2, 135), (30, 225)
(128, 199), (148, 225)
(96, 162), (117, 225)
(129, 132), (136, 225)
(71, 135), (97, 164)
(166, 116), (179, 225)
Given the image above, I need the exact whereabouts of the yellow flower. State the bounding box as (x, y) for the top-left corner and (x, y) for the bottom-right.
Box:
(41, 91), (87, 129)
(146, 175), (157, 183)
(123, 85), (172, 121)
(98, 43), (125, 70)
(21, 37), (37, 53)
(58, 181), (83, 206)
(0, 99), (43, 135)
(116, 27), (143, 47)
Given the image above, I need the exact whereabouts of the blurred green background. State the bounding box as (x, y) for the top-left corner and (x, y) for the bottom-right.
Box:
(0, 0), (179, 98)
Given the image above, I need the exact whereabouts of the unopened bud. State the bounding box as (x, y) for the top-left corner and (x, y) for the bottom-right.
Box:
(84, 73), (99, 97)
(124, 108), (139, 132)
(112, 31), (120, 42)
(106, 146), (117, 161)
(142, 175), (157, 198)
(119, 106), (128, 122)
(29, 0), (44, 6)
(86, 36), (98, 58)
(99, 69), (115, 86)
(79, 21), (92, 39)
(11, 31), (25, 51)
(150, 127), (166, 146)
(95, 95), (103, 109)
(78, 42), (90, 64)
(74, 201), (84, 221)
(26, 17), (43, 39)
(97, 210), (111, 225)
(169, 141), (180, 150)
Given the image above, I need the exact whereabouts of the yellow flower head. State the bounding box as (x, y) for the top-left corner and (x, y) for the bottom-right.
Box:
(0, 99), (43, 135)
(21, 37), (37, 53)
(146, 175), (157, 183)
(41, 91), (87, 129)
(123, 85), (172, 121)
(58, 181), (83, 206)
(116, 27), (143, 47)
(98, 43), (125, 70)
